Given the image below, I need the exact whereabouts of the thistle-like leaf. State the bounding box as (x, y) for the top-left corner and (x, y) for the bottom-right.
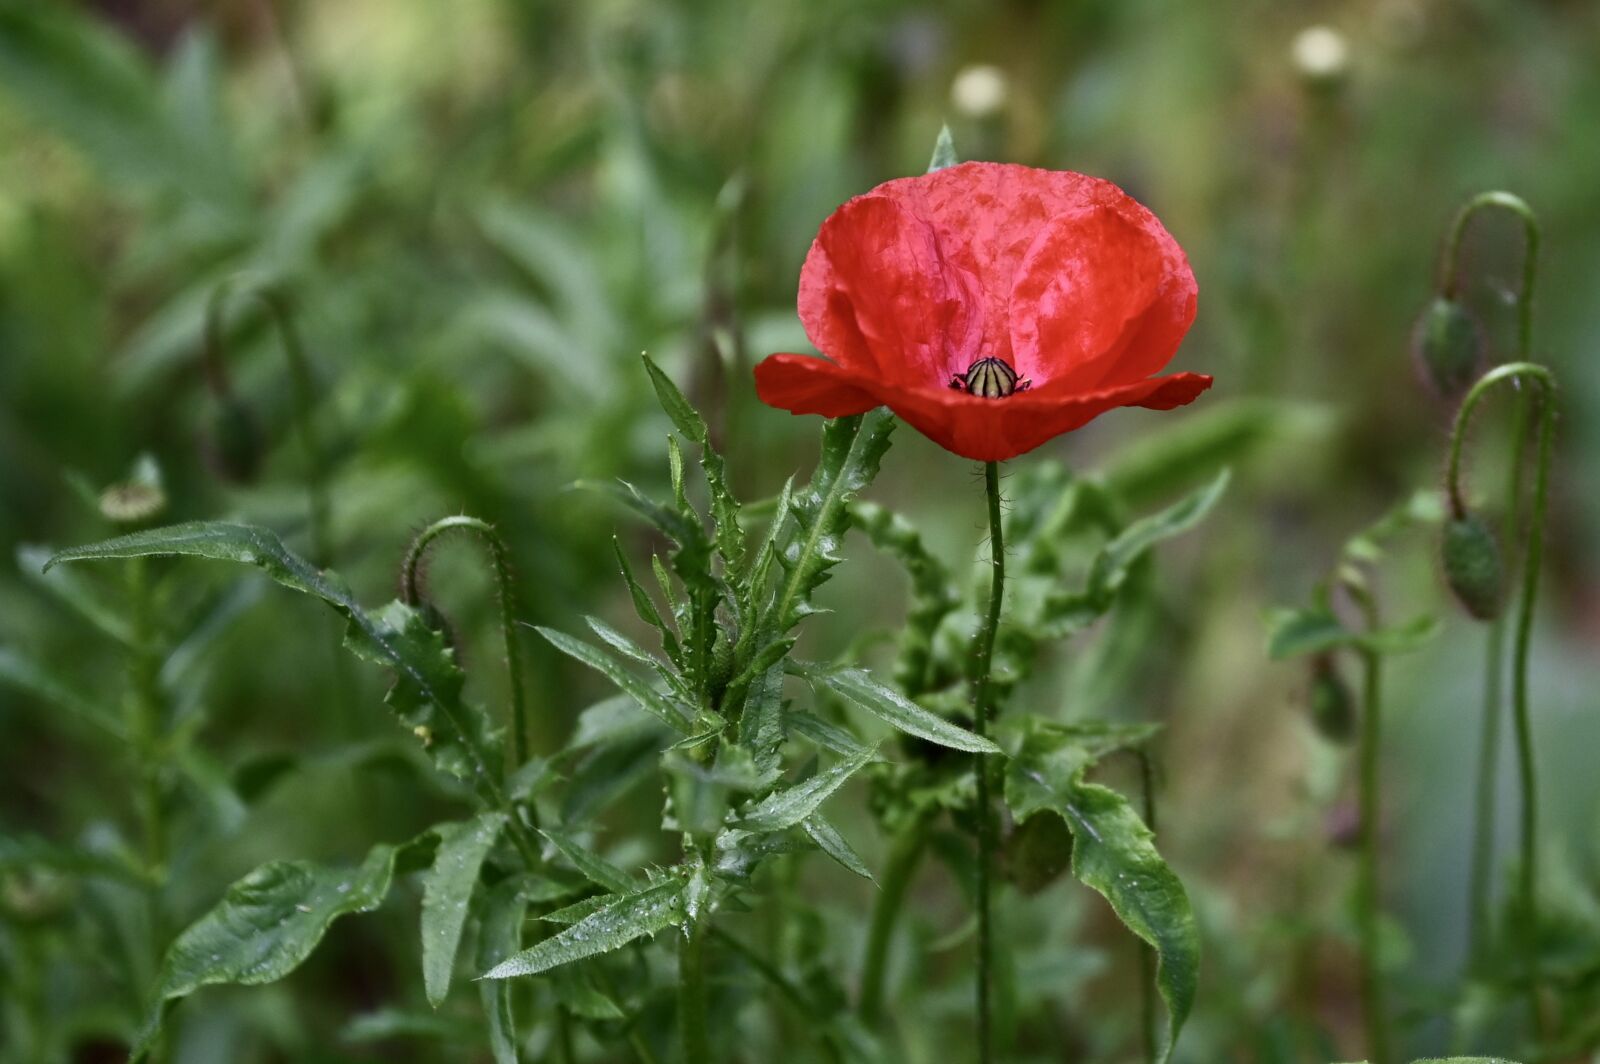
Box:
(771, 410), (894, 632)
(792, 661), (1000, 754)
(849, 501), (960, 695)
(480, 879), (687, 979)
(45, 523), (507, 802)
(738, 744), (877, 832)
(533, 625), (693, 733)
(1005, 721), (1196, 1064)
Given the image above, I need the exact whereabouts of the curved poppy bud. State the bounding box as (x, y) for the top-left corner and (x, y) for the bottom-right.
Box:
(1441, 513), (1505, 620)
(1411, 296), (1485, 399)
(202, 396), (264, 485)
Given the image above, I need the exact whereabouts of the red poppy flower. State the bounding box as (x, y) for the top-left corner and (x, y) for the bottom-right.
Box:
(754, 162), (1211, 461)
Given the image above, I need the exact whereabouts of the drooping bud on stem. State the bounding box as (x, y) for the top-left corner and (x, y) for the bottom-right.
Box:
(1441, 513), (1505, 621)
(202, 395), (264, 485)
(1410, 296), (1485, 398)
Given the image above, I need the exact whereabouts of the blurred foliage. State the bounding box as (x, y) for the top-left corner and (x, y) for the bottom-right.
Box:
(2, 1), (1599, 1062)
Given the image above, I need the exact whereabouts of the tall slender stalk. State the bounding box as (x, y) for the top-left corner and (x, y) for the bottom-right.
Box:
(1135, 749), (1159, 1064)
(1437, 191), (1540, 973)
(1447, 362), (1557, 1034)
(969, 461), (1007, 1063)
(1353, 598), (1391, 1064)
(401, 515), (532, 771)
(679, 917), (710, 1062)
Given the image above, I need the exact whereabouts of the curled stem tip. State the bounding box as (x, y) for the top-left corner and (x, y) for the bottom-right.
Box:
(1438, 191), (1540, 360)
(401, 515), (532, 770)
(1445, 362), (1556, 519)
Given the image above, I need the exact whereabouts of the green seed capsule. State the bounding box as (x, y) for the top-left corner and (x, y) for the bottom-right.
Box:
(952, 357), (1030, 398)
(1442, 514), (1505, 621)
(1411, 296), (1485, 398)
(1308, 655), (1356, 744)
(204, 398), (264, 484)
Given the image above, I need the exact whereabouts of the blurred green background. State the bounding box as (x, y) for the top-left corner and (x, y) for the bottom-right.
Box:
(2, 1), (1599, 1061)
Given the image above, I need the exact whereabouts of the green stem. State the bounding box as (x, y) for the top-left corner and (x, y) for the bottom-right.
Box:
(970, 461), (1006, 1064)
(1465, 392), (1527, 971)
(1135, 749), (1158, 1064)
(1445, 362), (1557, 1035)
(678, 917), (710, 1063)
(401, 516), (532, 773)
(1438, 191), (1540, 363)
(126, 557), (166, 879)
(204, 275), (333, 566)
(1351, 586), (1391, 1064)
(859, 814), (930, 1024)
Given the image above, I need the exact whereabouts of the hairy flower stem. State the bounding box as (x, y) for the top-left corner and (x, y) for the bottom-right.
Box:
(859, 813), (931, 1024)
(401, 516), (532, 771)
(126, 556), (168, 1061)
(1438, 191), (1540, 977)
(678, 917), (711, 1063)
(1447, 362), (1557, 1035)
(1353, 603), (1391, 1064)
(970, 461), (1006, 1064)
(1135, 749), (1159, 1064)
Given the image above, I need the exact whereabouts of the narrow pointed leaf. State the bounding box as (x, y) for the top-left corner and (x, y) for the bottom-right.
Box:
(422, 813), (507, 1007)
(802, 816), (873, 881)
(927, 125), (959, 172)
(793, 662), (1000, 754)
(1089, 469), (1230, 601)
(739, 744), (876, 832)
(541, 830), (636, 894)
(480, 879), (686, 979)
(533, 625), (692, 732)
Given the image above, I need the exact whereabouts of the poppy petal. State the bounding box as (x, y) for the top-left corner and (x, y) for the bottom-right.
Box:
(799, 193), (982, 387)
(862, 373), (1214, 463)
(753, 354), (880, 418)
(1007, 204), (1172, 388)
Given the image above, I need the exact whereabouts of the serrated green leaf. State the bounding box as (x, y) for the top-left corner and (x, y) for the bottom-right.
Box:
(533, 625), (692, 733)
(849, 501), (959, 695)
(802, 816), (873, 881)
(927, 124), (959, 172)
(128, 840), (406, 1061)
(45, 524), (509, 804)
(1006, 723), (1195, 1064)
(784, 709), (871, 759)
(481, 879), (687, 979)
(739, 744), (877, 832)
(422, 812), (507, 1007)
(613, 536), (681, 665)
(584, 614), (683, 693)
(1088, 469), (1229, 602)
(771, 410), (895, 632)
(643, 354), (745, 568)
(541, 830), (636, 895)
(793, 662), (1000, 754)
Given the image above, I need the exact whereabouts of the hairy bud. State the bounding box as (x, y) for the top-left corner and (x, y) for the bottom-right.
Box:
(202, 398), (264, 484)
(1411, 296), (1485, 398)
(1441, 514), (1505, 620)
